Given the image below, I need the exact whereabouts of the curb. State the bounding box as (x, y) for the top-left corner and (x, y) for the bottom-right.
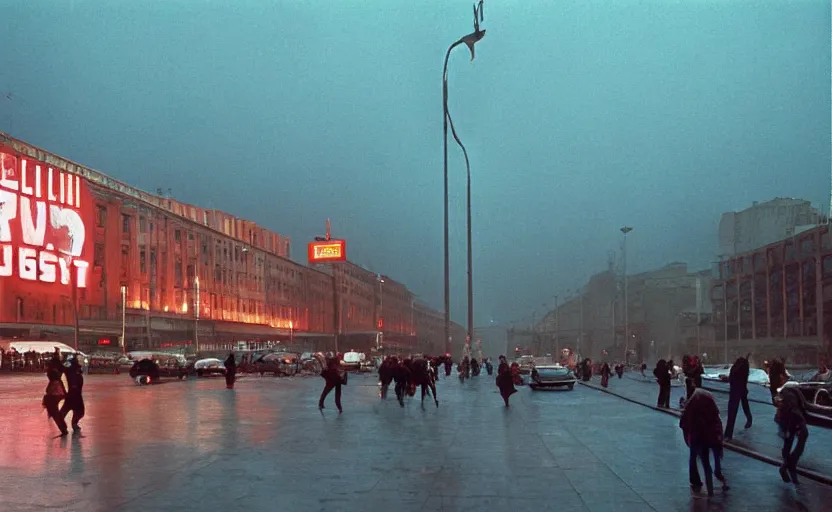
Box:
(579, 381), (832, 487)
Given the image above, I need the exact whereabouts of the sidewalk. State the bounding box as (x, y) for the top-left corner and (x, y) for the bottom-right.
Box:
(580, 374), (832, 483)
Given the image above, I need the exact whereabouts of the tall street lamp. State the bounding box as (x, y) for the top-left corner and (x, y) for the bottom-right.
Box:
(194, 276), (201, 354)
(620, 226), (633, 364)
(443, 2), (486, 353)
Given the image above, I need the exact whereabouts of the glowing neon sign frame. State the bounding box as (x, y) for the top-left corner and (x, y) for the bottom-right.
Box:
(307, 239), (346, 263)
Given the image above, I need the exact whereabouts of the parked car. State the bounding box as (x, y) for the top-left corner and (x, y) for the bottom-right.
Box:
(529, 365), (576, 391)
(516, 355), (535, 375)
(86, 354), (121, 374)
(194, 358), (226, 377)
(245, 352), (298, 377)
(129, 359), (161, 383)
(340, 351), (365, 372)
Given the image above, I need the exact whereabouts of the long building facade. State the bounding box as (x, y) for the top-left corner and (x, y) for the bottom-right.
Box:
(0, 133), (458, 354)
(713, 222), (831, 365)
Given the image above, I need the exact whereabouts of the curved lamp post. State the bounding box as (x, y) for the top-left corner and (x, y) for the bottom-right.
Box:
(443, 2), (486, 354)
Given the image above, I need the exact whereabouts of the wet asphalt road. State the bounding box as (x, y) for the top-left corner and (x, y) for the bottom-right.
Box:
(1, 371), (831, 511)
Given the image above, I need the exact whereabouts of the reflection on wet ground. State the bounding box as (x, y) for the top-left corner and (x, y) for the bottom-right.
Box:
(1, 372), (830, 511)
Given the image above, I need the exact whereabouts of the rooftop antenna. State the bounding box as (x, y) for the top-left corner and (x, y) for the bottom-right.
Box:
(325, 218), (331, 241)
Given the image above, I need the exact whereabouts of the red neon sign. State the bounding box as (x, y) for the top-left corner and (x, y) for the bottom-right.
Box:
(307, 239), (346, 263)
(97, 338), (111, 346)
(0, 148), (93, 288)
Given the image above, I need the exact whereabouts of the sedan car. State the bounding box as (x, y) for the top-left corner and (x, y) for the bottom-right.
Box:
(245, 352), (298, 377)
(530, 365), (576, 391)
(194, 358), (226, 377)
(516, 355), (536, 375)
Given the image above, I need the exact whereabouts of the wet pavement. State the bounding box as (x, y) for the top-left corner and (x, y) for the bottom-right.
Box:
(593, 372), (832, 478)
(1, 371), (831, 511)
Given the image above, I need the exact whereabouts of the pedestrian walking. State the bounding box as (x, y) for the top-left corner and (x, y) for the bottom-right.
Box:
(724, 356), (752, 439)
(654, 360), (671, 408)
(392, 358), (411, 407)
(496, 355), (516, 407)
(224, 352), (237, 389)
(600, 362), (612, 388)
(680, 389), (729, 497)
(319, 355), (345, 412)
(43, 363), (68, 436)
(768, 359), (788, 405)
(59, 357), (85, 432)
(775, 382), (809, 485)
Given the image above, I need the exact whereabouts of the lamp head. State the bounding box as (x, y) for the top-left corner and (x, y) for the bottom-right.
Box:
(461, 29), (486, 61)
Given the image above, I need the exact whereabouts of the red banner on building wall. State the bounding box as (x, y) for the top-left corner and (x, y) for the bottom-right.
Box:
(0, 146), (94, 289)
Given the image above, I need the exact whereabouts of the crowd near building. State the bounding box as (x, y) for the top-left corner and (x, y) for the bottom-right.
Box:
(0, 133), (465, 356)
(523, 198), (832, 367)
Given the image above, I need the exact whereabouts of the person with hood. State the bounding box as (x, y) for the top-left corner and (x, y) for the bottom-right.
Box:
(319, 354), (345, 413)
(496, 355), (517, 407)
(224, 352), (237, 389)
(59, 357), (85, 432)
(776, 382), (809, 485)
(679, 388), (729, 497)
(654, 359), (671, 408)
(600, 362), (612, 388)
(724, 356), (752, 439)
(43, 353), (68, 436)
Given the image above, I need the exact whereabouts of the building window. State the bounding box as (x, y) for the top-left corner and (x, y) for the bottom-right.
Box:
(139, 216), (147, 233)
(174, 229), (181, 242)
(94, 243), (105, 267)
(122, 214), (131, 234)
(96, 205), (107, 228)
(140, 251), (147, 274)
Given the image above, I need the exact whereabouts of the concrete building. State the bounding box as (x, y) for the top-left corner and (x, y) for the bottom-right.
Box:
(536, 263), (715, 364)
(0, 132), (456, 355)
(718, 198), (822, 258)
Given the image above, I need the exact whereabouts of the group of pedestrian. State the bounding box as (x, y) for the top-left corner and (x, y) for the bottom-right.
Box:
(376, 355), (439, 408)
(42, 348), (85, 437)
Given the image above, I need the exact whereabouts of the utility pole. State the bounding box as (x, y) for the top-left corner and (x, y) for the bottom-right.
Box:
(578, 292), (583, 357)
(621, 226), (633, 364)
(696, 276), (702, 357)
(554, 295), (560, 356)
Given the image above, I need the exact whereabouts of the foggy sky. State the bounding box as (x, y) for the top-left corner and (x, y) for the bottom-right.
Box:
(1, 0), (829, 328)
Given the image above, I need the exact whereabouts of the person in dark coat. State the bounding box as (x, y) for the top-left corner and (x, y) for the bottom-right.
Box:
(443, 356), (453, 377)
(654, 359), (671, 408)
(600, 363), (612, 388)
(496, 355), (516, 407)
(724, 356), (752, 439)
(60, 358), (85, 432)
(43, 359), (68, 436)
(224, 353), (237, 389)
(580, 358), (592, 382)
(776, 382), (809, 485)
(470, 357), (481, 377)
(378, 357), (395, 399)
(484, 358), (493, 376)
(412, 358), (439, 407)
(392, 358), (411, 407)
(768, 358), (787, 405)
(319, 355), (344, 412)
(680, 389), (728, 497)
